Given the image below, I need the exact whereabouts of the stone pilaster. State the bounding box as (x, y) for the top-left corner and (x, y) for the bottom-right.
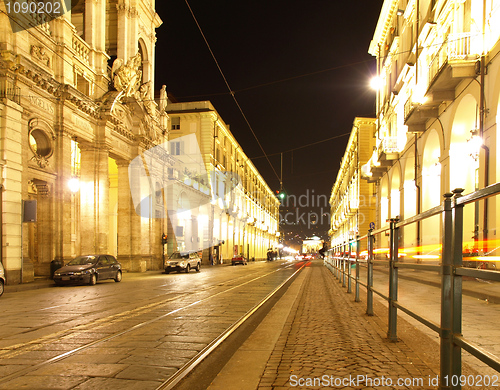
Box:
(53, 131), (73, 264)
(79, 142), (109, 254)
(0, 100), (23, 284)
(118, 157), (146, 271)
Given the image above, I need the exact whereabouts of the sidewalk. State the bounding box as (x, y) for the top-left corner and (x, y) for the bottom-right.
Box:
(208, 260), (441, 390)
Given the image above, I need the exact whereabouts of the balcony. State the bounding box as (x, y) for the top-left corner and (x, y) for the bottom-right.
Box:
(404, 33), (478, 132)
(360, 161), (383, 183)
(427, 33), (479, 101)
(378, 137), (399, 162)
(404, 94), (439, 132)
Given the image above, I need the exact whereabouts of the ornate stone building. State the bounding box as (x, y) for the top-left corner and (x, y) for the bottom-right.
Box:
(0, 1), (166, 283)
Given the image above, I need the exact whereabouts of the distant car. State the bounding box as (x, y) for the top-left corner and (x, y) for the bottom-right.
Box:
(165, 251), (201, 273)
(53, 255), (122, 286)
(0, 262), (5, 296)
(232, 256), (247, 266)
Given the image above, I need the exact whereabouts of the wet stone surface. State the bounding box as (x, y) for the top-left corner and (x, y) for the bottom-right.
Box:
(0, 261), (297, 389)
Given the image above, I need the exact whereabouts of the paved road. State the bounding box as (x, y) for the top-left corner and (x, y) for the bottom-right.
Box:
(0, 260), (301, 389)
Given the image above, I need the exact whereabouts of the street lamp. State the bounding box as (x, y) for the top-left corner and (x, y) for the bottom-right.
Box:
(68, 177), (80, 193)
(468, 130), (482, 161)
(370, 76), (383, 91)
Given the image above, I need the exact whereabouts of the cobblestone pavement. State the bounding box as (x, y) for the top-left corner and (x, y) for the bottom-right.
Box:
(257, 261), (438, 390)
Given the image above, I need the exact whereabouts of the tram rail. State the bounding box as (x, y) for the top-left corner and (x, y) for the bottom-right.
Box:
(0, 260), (306, 388)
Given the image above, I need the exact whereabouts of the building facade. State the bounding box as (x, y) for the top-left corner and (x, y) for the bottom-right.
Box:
(302, 236), (323, 255)
(0, 1), (169, 283)
(330, 118), (376, 250)
(361, 0), (500, 257)
(166, 101), (280, 263)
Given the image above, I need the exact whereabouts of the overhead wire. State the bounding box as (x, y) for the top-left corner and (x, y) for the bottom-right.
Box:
(184, 0), (281, 184)
(250, 131), (351, 160)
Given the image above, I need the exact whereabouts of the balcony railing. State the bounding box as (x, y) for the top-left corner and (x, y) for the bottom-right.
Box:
(0, 79), (21, 105)
(73, 34), (90, 65)
(380, 136), (398, 154)
(404, 96), (414, 121)
(448, 32), (476, 60)
(429, 32), (479, 85)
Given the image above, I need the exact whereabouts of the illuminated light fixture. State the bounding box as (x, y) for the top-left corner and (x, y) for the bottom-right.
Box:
(467, 129), (482, 161)
(412, 92), (428, 105)
(397, 9), (404, 16)
(370, 76), (383, 91)
(68, 177), (80, 193)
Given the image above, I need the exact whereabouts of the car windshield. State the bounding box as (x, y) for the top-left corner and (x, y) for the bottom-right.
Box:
(169, 252), (189, 260)
(68, 256), (98, 266)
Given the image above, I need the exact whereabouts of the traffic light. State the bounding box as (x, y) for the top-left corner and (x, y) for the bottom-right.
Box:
(162, 233), (168, 245)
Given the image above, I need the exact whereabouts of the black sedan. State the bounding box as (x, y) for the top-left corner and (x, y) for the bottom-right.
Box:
(53, 255), (122, 285)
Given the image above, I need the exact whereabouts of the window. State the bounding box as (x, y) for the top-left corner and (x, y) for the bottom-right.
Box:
(170, 141), (182, 155)
(171, 117), (180, 130)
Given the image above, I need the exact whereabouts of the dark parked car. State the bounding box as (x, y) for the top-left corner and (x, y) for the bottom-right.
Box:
(0, 262), (5, 296)
(53, 254), (122, 285)
(164, 251), (201, 273)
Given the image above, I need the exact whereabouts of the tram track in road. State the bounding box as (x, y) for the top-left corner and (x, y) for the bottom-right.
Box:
(0, 264), (283, 342)
(0, 260), (306, 388)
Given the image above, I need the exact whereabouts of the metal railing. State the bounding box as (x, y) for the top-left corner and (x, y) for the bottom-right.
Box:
(325, 183), (500, 389)
(0, 79), (21, 105)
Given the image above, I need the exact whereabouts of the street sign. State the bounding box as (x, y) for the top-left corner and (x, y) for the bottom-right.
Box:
(369, 222), (375, 230)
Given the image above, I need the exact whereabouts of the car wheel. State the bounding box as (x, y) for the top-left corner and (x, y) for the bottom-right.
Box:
(89, 273), (97, 286)
(114, 270), (122, 282)
(195, 263), (200, 272)
(185, 264), (190, 273)
(0, 280), (4, 296)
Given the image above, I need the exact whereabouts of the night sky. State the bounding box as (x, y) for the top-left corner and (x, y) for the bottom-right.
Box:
(154, 1), (384, 245)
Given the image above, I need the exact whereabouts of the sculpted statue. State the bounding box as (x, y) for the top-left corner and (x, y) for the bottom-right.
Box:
(112, 54), (143, 97)
(159, 85), (167, 113)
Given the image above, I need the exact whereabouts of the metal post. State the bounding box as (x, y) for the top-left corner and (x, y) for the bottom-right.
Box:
(342, 242), (346, 287)
(387, 218), (399, 341)
(355, 235), (360, 302)
(347, 239), (352, 293)
(440, 193), (454, 389)
(335, 245), (339, 280)
(451, 189), (464, 387)
(367, 230), (374, 316)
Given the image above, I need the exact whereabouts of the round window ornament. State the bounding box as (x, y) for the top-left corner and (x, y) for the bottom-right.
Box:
(28, 118), (55, 168)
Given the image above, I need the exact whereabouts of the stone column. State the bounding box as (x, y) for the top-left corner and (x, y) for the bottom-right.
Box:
(79, 142), (109, 254)
(53, 131), (73, 264)
(116, 159), (132, 270)
(122, 155), (145, 272)
(1, 100), (23, 284)
(116, 3), (129, 62)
